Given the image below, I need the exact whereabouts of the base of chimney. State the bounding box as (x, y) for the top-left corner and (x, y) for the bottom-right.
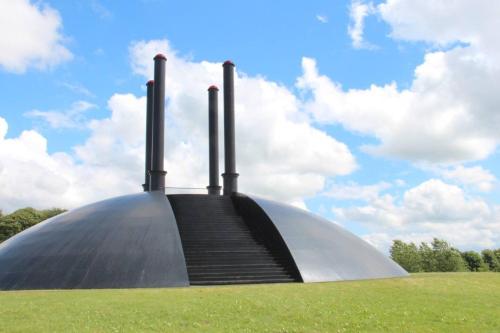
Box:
(222, 172), (239, 195)
(150, 170), (167, 192)
(207, 185), (222, 195)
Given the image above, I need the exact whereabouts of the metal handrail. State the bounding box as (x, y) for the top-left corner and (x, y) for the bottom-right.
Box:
(163, 186), (206, 190)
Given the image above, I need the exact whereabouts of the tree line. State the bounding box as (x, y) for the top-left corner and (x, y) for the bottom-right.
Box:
(0, 208), (66, 243)
(390, 239), (500, 273)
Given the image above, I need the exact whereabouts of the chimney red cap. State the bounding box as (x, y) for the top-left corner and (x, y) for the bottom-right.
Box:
(223, 60), (235, 66)
(208, 85), (219, 91)
(154, 53), (167, 60)
(146, 80), (154, 85)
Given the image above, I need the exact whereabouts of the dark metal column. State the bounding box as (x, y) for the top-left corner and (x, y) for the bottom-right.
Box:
(222, 60), (239, 195)
(207, 85), (221, 195)
(143, 80), (154, 192)
(150, 54), (167, 192)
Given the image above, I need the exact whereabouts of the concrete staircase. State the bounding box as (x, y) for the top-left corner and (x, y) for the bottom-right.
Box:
(168, 194), (299, 285)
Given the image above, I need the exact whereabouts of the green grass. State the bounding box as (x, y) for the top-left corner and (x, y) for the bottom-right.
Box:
(0, 273), (499, 332)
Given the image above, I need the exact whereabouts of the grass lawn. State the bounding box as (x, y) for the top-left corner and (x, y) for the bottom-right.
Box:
(0, 273), (499, 332)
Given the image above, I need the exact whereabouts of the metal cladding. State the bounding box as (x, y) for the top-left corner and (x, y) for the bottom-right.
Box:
(222, 61), (239, 195)
(143, 80), (155, 192)
(207, 86), (222, 195)
(150, 54), (167, 192)
(0, 192), (189, 290)
(0, 192), (407, 290)
(250, 195), (409, 282)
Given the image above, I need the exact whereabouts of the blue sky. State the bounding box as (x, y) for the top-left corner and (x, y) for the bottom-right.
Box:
(1, 0), (499, 252)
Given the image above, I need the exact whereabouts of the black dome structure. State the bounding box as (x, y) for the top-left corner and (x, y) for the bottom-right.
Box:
(0, 56), (407, 290)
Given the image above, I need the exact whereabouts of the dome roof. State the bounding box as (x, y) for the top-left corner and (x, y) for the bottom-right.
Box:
(0, 192), (406, 290)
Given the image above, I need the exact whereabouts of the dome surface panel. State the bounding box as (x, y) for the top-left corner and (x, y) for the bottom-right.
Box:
(0, 192), (189, 290)
(250, 196), (408, 282)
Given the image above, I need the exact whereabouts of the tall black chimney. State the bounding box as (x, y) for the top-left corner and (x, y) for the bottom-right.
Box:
(207, 85), (221, 195)
(150, 54), (167, 192)
(143, 80), (155, 192)
(222, 60), (238, 195)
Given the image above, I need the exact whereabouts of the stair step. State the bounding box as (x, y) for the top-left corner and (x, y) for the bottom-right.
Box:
(185, 257), (290, 263)
(188, 269), (289, 277)
(190, 278), (296, 285)
(181, 242), (264, 247)
(183, 248), (286, 254)
(184, 251), (272, 255)
(188, 263), (286, 268)
(185, 259), (287, 266)
(177, 231), (254, 236)
(189, 274), (292, 281)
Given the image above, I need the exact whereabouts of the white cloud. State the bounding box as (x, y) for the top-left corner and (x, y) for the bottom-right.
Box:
(395, 179), (406, 187)
(90, 0), (112, 19)
(378, 0), (500, 58)
(402, 179), (489, 221)
(60, 82), (95, 98)
(303, 1), (500, 164)
(316, 15), (328, 24)
(336, 179), (490, 226)
(324, 181), (392, 201)
(334, 179), (500, 251)
(334, 191), (403, 227)
(25, 101), (96, 129)
(0, 118), (76, 211)
(297, 49), (500, 163)
(0, 0), (72, 73)
(0, 39), (357, 212)
(0, 95), (145, 213)
(348, 0), (376, 49)
(74, 94), (146, 172)
(440, 165), (496, 192)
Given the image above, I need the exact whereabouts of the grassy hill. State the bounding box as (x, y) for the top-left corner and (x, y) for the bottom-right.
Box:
(0, 273), (499, 332)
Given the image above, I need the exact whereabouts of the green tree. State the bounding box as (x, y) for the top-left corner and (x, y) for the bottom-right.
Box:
(431, 238), (468, 272)
(0, 222), (22, 242)
(419, 242), (437, 272)
(0, 207), (63, 229)
(462, 251), (488, 272)
(495, 249), (500, 263)
(0, 207), (65, 242)
(482, 249), (500, 272)
(417, 239), (468, 272)
(390, 240), (422, 272)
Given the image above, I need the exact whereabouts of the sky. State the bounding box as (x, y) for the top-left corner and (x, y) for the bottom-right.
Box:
(0, 0), (499, 253)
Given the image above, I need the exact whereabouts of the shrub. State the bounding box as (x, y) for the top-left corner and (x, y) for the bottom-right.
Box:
(0, 222), (22, 242)
(391, 239), (478, 273)
(482, 250), (500, 272)
(462, 251), (488, 272)
(430, 239), (468, 272)
(495, 249), (500, 263)
(390, 240), (422, 272)
(419, 242), (438, 272)
(0, 207), (65, 242)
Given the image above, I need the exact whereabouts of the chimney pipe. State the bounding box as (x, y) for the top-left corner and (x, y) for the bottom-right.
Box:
(222, 60), (239, 195)
(150, 54), (167, 192)
(142, 80), (155, 192)
(207, 85), (221, 195)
